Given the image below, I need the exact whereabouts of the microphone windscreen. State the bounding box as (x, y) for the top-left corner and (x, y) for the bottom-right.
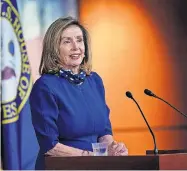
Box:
(144, 89), (155, 96)
(126, 91), (133, 99)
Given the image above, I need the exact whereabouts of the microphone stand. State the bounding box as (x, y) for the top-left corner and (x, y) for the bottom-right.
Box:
(144, 89), (187, 119)
(155, 96), (187, 118)
(126, 91), (158, 155)
(132, 98), (158, 155)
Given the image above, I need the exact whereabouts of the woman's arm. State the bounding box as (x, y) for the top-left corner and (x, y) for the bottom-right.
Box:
(46, 143), (93, 156)
(98, 135), (114, 144)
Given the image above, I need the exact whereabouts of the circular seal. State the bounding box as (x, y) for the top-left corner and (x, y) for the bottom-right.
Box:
(1, 0), (32, 124)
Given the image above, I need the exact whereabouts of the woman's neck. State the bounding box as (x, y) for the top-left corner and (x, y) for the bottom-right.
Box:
(71, 67), (79, 74)
(61, 65), (80, 74)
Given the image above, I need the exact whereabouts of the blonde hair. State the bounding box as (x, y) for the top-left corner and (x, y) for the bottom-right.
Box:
(39, 16), (92, 75)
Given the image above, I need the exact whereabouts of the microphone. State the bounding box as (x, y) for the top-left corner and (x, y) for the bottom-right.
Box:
(126, 91), (158, 155)
(144, 89), (187, 118)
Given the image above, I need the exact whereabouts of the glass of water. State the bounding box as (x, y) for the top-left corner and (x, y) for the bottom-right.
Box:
(92, 142), (108, 156)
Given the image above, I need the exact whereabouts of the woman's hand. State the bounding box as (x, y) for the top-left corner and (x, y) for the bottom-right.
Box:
(108, 141), (128, 156)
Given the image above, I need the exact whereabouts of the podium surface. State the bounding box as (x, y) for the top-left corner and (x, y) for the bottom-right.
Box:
(45, 153), (187, 170)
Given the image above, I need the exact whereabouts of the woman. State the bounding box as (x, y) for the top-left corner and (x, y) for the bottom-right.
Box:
(30, 17), (128, 158)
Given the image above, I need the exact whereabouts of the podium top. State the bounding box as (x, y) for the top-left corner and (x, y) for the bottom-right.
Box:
(45, 153), (187, 170)
(146, 149), (187, 155)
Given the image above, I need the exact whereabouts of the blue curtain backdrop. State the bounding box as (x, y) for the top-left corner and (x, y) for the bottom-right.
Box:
(1, 0), (39, 169)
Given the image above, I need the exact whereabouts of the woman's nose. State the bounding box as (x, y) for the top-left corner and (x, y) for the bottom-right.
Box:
(71, 41), (79, 50)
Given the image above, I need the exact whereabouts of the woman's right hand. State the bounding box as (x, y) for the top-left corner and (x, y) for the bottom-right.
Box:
(108, 141), (128, 156)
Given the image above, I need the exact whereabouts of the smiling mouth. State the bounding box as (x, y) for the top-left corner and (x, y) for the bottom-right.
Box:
(1, 66), (16, 80)
(70, 54), (81, 60)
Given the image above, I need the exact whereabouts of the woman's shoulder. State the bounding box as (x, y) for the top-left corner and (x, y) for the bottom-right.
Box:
(88, 71), (105, 89)
(33, 74), (60, 91)
(89, 71), (105, 94)
(89, 71), (103, 83)
(35, 73), (58, 83)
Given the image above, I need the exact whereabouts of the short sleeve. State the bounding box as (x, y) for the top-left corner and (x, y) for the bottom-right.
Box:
(30, 79), (59, 154)
(102, 105), (113, 136)
(92, 72), (113, 137)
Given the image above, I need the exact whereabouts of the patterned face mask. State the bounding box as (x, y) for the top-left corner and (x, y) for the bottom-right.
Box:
(59, 69), (86, 85)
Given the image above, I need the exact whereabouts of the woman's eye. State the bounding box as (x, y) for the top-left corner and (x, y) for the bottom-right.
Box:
(77, 39), (83, 43)
(64, 41), (70, 44)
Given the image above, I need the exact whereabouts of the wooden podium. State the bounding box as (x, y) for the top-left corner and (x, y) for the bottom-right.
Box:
(45, 153), (187, 170)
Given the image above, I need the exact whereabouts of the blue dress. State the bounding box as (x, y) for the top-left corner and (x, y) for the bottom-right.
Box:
(30, 72), (112, 154)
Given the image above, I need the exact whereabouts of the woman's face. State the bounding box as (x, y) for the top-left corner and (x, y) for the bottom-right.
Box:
(59, 25), (85, 72)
